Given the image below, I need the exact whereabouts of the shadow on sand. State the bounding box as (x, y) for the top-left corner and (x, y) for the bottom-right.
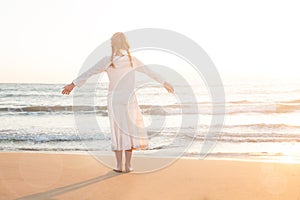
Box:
(15, 171), (123, 200)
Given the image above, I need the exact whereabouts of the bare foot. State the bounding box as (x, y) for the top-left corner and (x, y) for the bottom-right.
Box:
(113, 164), (122, 173)
(113, 168), (122, 173)
(125, 163), (133, 173)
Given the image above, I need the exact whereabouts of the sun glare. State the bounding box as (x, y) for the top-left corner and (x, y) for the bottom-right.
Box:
(277, 147), (300, 164)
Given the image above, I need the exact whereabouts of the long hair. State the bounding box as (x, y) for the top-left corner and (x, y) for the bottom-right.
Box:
(110, 32), (133, 68)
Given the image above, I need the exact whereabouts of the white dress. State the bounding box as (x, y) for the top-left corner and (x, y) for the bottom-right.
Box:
(72, 55), (166, 151)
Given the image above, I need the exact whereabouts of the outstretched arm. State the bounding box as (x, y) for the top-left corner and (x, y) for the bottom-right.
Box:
(61, 56), (111, 95)
(133, 57), (174, 93)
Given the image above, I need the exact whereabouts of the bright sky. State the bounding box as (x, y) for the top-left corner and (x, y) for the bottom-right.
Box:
(0, 0), (299, 84)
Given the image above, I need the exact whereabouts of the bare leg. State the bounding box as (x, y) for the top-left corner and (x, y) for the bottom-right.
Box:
(125, 148), (133, 172)
(114, 150), (123, 171)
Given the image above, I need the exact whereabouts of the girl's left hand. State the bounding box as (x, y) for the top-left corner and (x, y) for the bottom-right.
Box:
(62, 82), (75, 95)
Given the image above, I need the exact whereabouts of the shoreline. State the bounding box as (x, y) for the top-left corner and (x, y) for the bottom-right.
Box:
(1, 150), (300, 164)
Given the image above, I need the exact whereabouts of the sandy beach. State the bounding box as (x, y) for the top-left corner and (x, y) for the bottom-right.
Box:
(0, 152), (299, 200)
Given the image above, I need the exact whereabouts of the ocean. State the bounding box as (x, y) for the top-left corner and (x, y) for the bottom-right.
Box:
(1, 77), (300, 162)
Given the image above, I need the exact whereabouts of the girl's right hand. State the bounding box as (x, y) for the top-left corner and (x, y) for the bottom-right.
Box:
(62, 82), (75, 95)
(163, 82), (174, 93)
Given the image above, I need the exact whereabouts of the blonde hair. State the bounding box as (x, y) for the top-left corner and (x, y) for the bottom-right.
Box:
(110, 32), (133, 68)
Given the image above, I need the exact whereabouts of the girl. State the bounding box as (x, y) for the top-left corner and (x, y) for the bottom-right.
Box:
(62, 32), (174, 173)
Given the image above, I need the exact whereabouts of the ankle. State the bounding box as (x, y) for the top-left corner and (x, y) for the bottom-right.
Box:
(117, 163), (122, 168)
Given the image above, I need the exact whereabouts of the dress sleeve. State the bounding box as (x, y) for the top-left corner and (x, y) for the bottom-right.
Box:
(133, 56), (166, 85)
(72, 56), (111, 88)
